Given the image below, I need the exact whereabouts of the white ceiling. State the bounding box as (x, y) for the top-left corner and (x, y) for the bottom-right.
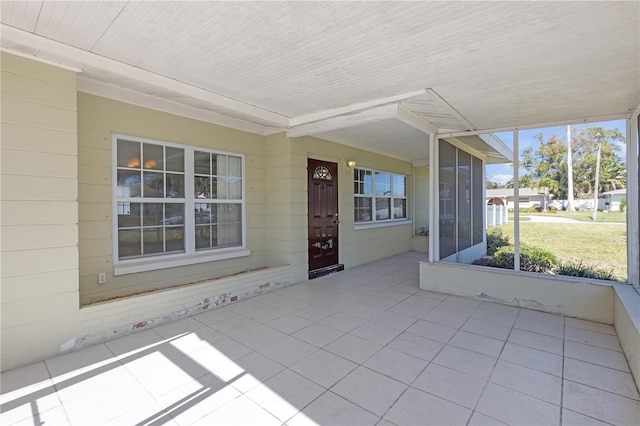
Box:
(1, 1), (638, 163)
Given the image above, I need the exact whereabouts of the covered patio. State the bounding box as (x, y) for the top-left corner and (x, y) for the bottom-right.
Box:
(1, 1), (640, 425)
(3, 252), (639, 426)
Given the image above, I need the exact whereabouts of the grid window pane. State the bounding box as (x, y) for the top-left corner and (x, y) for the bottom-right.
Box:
(143, 143), (163, 170)
(166, 147), (184, 172)
(166, 227), (185, 252)
(166, 174), (184, 198)
(143, 203), (163, 226)
(228, 156), (242, 178)
(393, 175), (406, 197)
(118, 229), (141, 258)
(195, 225), (211, 249)
(375, 172), (391, 196)
(118, 203), (141, 227)
(194, 151), (211, 175)
(376, 198), (391, 220)
(117, 140), (140, 168)
(355, 197), (372, 222)
(225, 222), (242, 246)
(117, 170), (141, 198)
(194, 203), (211, 224)
(164, 204), (184, 225)
(393, 198), (407, 219)
(143, 228), (164, 254)
(228, 177), (242, 199)
(194, 176), (210, 199)
(143, 172), (164, 197)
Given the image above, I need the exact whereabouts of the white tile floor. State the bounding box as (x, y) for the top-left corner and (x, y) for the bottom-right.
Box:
(2, 252), (639, 425)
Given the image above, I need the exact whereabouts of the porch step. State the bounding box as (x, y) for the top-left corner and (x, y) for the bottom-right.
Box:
(309, 264), (345, 280)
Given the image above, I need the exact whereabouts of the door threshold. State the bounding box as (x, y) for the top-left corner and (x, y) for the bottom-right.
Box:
(309, 264), (344, 280)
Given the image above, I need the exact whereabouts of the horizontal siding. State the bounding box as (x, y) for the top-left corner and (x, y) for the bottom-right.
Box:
(1, 224), (78, 251)
(1, 70), (77, 109)
(1, 148), (78, 178)
(1, 174), (78, 201)
(1, 123), (77, 155)
(2, 97), (77, 132)
(1, 200), (78, 225)
(1, 269), (79, 303)
(2, 246), (79, 277)
(1, 52), (80, 371)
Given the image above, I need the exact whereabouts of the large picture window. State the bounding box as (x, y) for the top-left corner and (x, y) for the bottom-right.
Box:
(113, 135), (248, 274)
(354, 167), (407, 224)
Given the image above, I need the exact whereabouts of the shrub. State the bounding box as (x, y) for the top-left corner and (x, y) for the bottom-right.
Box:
(620, 198), (626, 212)
(493, 244), (557, 273)
(486, 228), (510, 256)
(517, 206), (543, 213)
(554, 260), (619, 281)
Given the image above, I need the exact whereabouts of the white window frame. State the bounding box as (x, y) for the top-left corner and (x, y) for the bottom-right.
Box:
(354, 167), (410, 230)
(112, 134), (249, 275)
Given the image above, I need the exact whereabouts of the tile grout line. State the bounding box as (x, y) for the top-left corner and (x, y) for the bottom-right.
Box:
(466, 303), (518, 425)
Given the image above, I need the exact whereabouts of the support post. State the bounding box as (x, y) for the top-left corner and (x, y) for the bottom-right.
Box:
(428, 133), (438, 262)
(627, 108), (640, 284)
(513, 130), (520, 271)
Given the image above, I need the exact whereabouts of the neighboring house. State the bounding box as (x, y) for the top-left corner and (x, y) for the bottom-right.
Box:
(0, 2), (638, 375)
(598, 189), (627, 211)
(486, 188), (546, 209)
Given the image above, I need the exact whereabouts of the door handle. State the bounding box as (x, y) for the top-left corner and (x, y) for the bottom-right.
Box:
(334, 213), (340, 224)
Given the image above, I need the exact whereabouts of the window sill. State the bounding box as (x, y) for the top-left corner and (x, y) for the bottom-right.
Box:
(354, 220), (412, 231)
(114, 247), (251, 276)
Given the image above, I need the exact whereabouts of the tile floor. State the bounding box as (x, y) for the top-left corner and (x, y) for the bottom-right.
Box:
(2, 252), (639, 425)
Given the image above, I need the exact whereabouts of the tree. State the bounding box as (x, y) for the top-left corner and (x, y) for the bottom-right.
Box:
(519, 134), (567, 197)
(517, 126), (626, 201)
(571, 127), (625, 198)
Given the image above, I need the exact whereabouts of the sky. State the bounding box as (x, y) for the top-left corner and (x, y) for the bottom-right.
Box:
(486, 119), (628, 185)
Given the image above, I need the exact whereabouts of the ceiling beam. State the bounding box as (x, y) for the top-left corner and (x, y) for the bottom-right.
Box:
(426, 88), (476, 131)
(289, 90), (427, 127)
(438, 113), (631, 138)
(396, 104), (438, 135)
(0, 24), (290, 128)
(287, 104), (399, 138)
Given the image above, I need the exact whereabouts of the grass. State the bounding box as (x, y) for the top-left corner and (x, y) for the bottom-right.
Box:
(519, 210), (626, 223)
(494, 222), (627, 281)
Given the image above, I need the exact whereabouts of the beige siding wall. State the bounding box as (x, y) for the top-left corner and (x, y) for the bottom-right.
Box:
(77, 93), (268, 305)
(0, 53), (417, 371)
(264, 133), (308, 283)
(1, 53), (81, 370)
(413, 166), (430, 234)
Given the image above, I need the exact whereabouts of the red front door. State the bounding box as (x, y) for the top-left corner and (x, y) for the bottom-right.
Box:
(308, 159), (339, 272)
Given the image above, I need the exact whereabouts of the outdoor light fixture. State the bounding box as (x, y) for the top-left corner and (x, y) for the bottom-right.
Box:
(347, 160), (357, 169)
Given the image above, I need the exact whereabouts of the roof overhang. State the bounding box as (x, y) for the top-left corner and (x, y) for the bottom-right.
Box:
(1, 1), (637, 164)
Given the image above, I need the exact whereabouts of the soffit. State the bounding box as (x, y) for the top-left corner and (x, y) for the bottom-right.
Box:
(1, 1), (638, 160)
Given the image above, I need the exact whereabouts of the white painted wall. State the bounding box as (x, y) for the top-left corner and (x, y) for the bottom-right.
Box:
(419, 261), (615, 324)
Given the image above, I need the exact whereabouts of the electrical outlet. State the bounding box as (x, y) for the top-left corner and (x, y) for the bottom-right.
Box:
(98, 272), (107, 284)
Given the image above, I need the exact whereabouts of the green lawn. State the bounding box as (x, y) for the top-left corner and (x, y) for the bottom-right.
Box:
(520, 210), (626, 223)
(494, 222), (627, 281)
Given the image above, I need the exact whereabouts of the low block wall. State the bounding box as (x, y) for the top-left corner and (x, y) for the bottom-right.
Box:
(1, 265), (295, 371)
(614, 284), (640, 388)
(419, 262), (614, 324)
